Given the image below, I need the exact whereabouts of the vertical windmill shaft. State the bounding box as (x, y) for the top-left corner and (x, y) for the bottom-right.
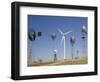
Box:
(53, 39), (56, 61)
(28, 41), (33, 65)
(77, 50), (79, 59)
(72, 44), (73, 59)
(82, 36), (85, 57)
(63, 36), (66, 59)
(30, 44), (32, 62)
(71, 41), (74, 59)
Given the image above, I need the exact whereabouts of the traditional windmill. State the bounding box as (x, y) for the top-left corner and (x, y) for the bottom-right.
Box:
(28, 31), (36, 64)
(28, 30), (42, 64)
(81, 25), (87, 58)
(70, 35), (75, 59)
(51, 33), (57, 61)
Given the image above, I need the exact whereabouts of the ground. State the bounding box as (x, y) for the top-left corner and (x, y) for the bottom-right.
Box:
(28, 58), (88, 67)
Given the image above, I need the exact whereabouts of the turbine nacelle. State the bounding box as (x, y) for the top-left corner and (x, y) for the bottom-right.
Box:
(58, 29), (72, 44)
(58, 29), (72, 35)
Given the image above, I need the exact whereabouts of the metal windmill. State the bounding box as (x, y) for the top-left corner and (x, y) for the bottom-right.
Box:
(28, 31), (36, 64)
(51, 33), (57, 61)
(70, 35), (75, 59)
(28, 30), (42, 64)
(81, 25), (87, 58)
(58, 29), (72, 60)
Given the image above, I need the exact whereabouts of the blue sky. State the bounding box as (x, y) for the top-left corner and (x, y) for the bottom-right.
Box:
(28, 15), (88, 62)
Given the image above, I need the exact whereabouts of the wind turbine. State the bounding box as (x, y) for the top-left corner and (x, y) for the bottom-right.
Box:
(58, 29), (72, 60)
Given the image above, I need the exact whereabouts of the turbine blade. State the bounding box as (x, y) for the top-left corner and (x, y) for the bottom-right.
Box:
(61, 36), (64, 45)
(58, 29), (63, 35)
(65, 31), (72, 35)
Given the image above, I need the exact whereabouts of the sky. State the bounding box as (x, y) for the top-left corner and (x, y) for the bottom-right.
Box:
(28, 15), (88, 62)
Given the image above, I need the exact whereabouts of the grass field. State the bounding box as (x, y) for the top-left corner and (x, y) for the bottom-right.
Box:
(28, 58), (88, 67)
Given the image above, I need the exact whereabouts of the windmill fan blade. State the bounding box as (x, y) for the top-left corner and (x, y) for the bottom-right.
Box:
(58, 29), (63, 35)
(65, 31), (72, 35)
(61, 36), (64, 45)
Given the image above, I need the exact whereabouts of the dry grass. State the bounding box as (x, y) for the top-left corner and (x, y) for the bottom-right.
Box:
(28, 58), (87, 67)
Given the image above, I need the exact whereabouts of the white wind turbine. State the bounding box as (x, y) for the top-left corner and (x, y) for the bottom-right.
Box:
(58, 29), (72, 60)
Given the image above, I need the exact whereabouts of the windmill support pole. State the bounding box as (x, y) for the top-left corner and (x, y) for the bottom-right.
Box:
(72, 45), (73, 59)
(29, 41), (33, 65)
(77, 51), (79, 59)
(82, 32), (86, 58)
(53, 40), (55, 61)
(82, 37), (85, 58)
(30, 46), (32, 63)
(64, 37), (66, 60)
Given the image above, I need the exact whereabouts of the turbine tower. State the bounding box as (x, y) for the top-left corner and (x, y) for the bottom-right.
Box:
(58, 29), (72, 60)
